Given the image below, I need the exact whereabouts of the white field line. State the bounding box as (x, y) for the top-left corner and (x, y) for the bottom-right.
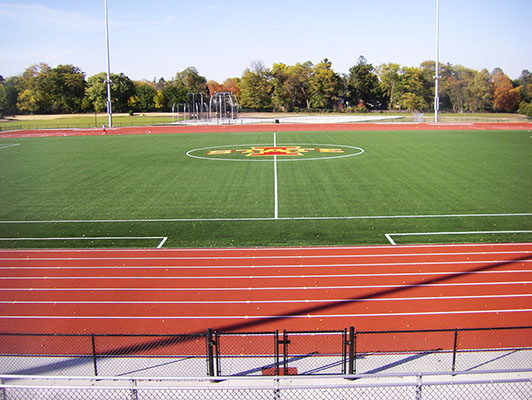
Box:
(0, 237), (168, 249)
(2, 269), (531, 280)
(2, 309), (532, 319)
(273, 133), (279, 219)
(2, 293), (531, 305)
(386, 231), (532, 246)
(0, 143), (20, 150)
(1, 213), (531, 224)
(2, 281), (531, 291)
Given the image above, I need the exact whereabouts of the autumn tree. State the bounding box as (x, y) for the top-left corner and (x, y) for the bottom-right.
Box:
(492, 68), (520, 112)
(443, 65), (476, 113)
(153, 90), (165, 110)
(223, 77), (241, 101)
(207, 80), (224, 96)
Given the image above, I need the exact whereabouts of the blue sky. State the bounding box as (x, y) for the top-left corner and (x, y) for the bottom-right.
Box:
(1, 0), (531, 82)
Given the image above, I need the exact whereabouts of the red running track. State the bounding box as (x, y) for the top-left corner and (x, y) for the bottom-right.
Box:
(2, 121), (532, 139)
(1, 243), (531, 335)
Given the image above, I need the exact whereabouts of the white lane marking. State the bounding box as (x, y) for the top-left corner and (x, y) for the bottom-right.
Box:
(2, 309), (532, 319)
(3, 294), (531, 305)
(2, 269), (531, 280)
(2, 281), (531, 291)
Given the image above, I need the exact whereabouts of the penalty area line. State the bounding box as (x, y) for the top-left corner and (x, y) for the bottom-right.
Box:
(386, 230), (532, 245)
(0, 236), (169, 249)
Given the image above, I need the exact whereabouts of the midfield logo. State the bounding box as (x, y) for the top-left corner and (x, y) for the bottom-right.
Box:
(206, 146), (344, 157)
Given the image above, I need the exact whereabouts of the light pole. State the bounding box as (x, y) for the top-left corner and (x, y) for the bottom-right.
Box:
(435, 0), (440, 123)
(105, 0), (113, 128)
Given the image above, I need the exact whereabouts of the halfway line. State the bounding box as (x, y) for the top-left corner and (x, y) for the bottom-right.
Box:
(273, 132), (279, 219)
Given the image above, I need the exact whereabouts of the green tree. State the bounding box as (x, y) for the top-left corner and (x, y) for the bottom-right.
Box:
(1, 76), (21, 115)
(398, 66), (429, 111)
(133, 81), (156, 111)
(346, 56), (384, 110)
(176, 67), (208, 97)
(271, 63), (291, 111)
(45, 64), (87, 113)
(269, 62), (313, 111)
(16, 63), (53, 114)
(377, 63), (401, 110)
(239, 61), (272, 109)
(309, 59), (342, 110)
(469, 68), (494, 112)
(515, 70), (532, 103)
(85, 72), (135, 113)
(85, 73), (108, 112)
(162, 82), (188, 110)
(0, 83), (7, 118)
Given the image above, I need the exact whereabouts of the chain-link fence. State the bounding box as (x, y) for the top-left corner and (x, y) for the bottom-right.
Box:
(1, 326), (531, 378)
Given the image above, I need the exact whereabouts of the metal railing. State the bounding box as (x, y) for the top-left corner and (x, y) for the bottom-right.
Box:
(1, 372), (531, 400)
(1, 326), (531, 378)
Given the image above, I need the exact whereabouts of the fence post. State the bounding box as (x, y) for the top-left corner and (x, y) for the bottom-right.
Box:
(91, 334), (98, 377)
(415, 374), (423, 400)
(275, 330), (280, 376)
(348, 326), (356, 375)
(342, 328), (347, 374)
(214, 331), (221, 377)
(0, 378), (6, 400)
(206, 329), (216, 377)
(451, 329), (459, 373)
(130, 378), (139, 400)
(278, 330), (291, 375)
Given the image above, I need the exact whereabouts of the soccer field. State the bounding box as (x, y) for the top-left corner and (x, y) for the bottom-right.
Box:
(0, 128), (531, 248)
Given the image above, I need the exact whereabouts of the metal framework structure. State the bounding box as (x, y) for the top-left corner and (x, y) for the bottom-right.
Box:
(182, 92), (239, 124)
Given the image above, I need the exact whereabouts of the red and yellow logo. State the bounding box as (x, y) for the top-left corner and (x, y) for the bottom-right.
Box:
(206, 146), (344, 157)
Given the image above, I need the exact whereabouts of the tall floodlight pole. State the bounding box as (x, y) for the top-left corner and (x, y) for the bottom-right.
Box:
(434, 0), (440, 123)
(105, 0), (113, 128)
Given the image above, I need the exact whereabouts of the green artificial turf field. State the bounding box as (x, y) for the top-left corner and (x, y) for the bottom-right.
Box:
(0, 129), (531, 248)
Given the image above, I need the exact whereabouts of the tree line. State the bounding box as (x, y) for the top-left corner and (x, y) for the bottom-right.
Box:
(1, 56), (531, 118)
